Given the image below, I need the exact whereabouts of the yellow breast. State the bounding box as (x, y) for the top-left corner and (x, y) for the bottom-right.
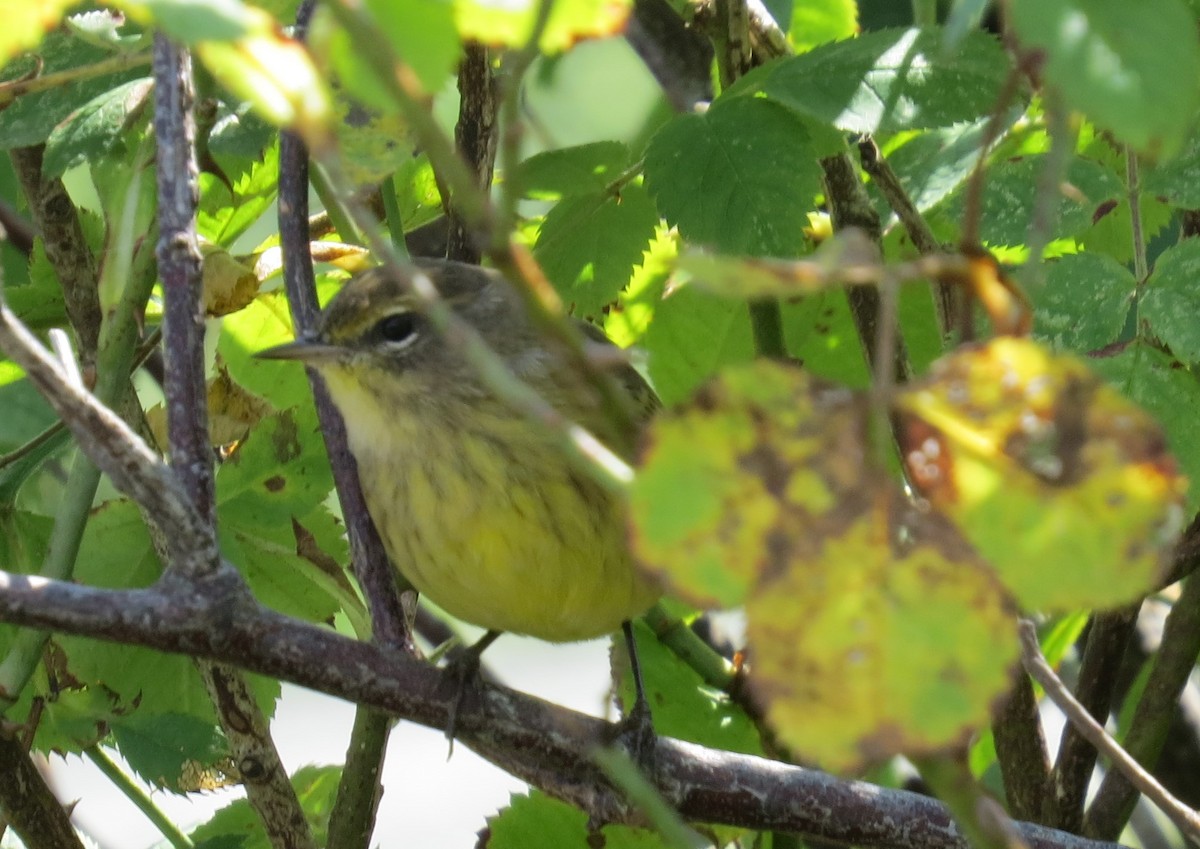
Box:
(323, 369), (659, 641)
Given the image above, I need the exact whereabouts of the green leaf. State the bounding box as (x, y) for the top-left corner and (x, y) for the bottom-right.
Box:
(533, 181), (660, 318)
(644, 96), (820, 257)
(1090, 343), (1200, 512)
(1032, 252), (1135, 354)
(519, 141), (630, 199)
(208, 100), (276, 161)
(0, 31), (149, 149)
(1141, 238), (1200, 364)
(753, 28), (1012, 133)
(43, 77), (153, 178)
(455, 0), (631, 53)
(216, 408), (342, 622)
(190, 765), (341, 849)
(789, 0), (858, 53)
(1009, 0), (1200, 158)
(218, 286), (313, 411)
(486, 791), (667, 849)
(941, 155), (1122, 247)
(642, 287), (755, 406)
(365, 0), (460, 94)
(1144, 129), (1200, 207)
(782, 289), (873, 388)
(748, 505), (1017, 772)
(198, 140), (280, 246)
(111, 713), (230, 793)
(870, 116), (1001, 217)
(616, 619), (763, 756)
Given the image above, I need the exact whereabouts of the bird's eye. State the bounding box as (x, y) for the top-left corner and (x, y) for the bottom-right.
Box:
(376, 312), (418, 345)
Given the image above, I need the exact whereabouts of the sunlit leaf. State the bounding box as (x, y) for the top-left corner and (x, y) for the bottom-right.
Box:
(455, 0), (631, 53)
(631, 360), (868, 608)
(749, 501), (1017, 772)
(896, 338), (1186, 611)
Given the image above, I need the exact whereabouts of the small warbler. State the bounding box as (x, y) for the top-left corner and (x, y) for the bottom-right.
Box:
(259, 259), (660, 643)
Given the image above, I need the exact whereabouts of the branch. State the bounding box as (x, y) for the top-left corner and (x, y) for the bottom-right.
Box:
(625, 0), (713, 112)
(0, 570), (1132, 849)
(1085, 574), (1200, 839)
(992, 671), (1050, 822)
(280, 3), (409, 845)
(821, 152), (913, 384)
(1018, 620), (1200, 844)
(154, 35), (317, 849)
(447, 42), (498, 263)
(279, 0), (411, 652)
(0, 730), (86, 849)
(9, 146), (102, 367)
(1042, 607), (1139, 832)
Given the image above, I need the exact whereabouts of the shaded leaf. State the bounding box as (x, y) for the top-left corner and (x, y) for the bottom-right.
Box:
(941, 155), (1122, 247)
(520, 141), (630, 199)
(1010, 0), (1200, 157)
(644, 96), (820, 257)
(0, 30), (149, 149)
(111, 714), (234, 794)
(484, 791), (666, 849)
(534, 181), (660, 318)
(754, 28), (1012, 134)
(1141, 238), (1200, 364)
(1032, 252), (1135, 354)
(190, 765), (341, 849)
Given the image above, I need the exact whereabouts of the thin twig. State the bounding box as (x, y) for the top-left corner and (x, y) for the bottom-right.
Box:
(1085, 574), (1200, 839)
(278, 0), (412, 652)
(1022, 91), (1071, 293)
(1126, 147), (1148, 283)
(447, 42), (497, 263)
(9, 146), (102, 367)
(1018, 620), (1200, 844)
(281, 4), (410, 844)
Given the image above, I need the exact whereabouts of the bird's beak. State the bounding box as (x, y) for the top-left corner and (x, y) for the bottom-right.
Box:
(254, 338), (343, 364)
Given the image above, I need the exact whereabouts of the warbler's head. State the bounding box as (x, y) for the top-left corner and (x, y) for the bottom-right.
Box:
(258, 259), (535, 395)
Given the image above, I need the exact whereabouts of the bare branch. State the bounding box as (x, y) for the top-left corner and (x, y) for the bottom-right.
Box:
(1085, 575), (1200, 839)
(1019, 620), (1200, 843)
(0, 571), (1134, 849)
(0, 730), (86, 849)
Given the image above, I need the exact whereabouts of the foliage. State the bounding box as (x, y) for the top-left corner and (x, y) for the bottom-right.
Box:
(2, 0), (1200, 847)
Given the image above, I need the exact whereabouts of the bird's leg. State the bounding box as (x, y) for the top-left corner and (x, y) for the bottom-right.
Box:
(611, 620), (657, 770)
(442, 629), (502, 754)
